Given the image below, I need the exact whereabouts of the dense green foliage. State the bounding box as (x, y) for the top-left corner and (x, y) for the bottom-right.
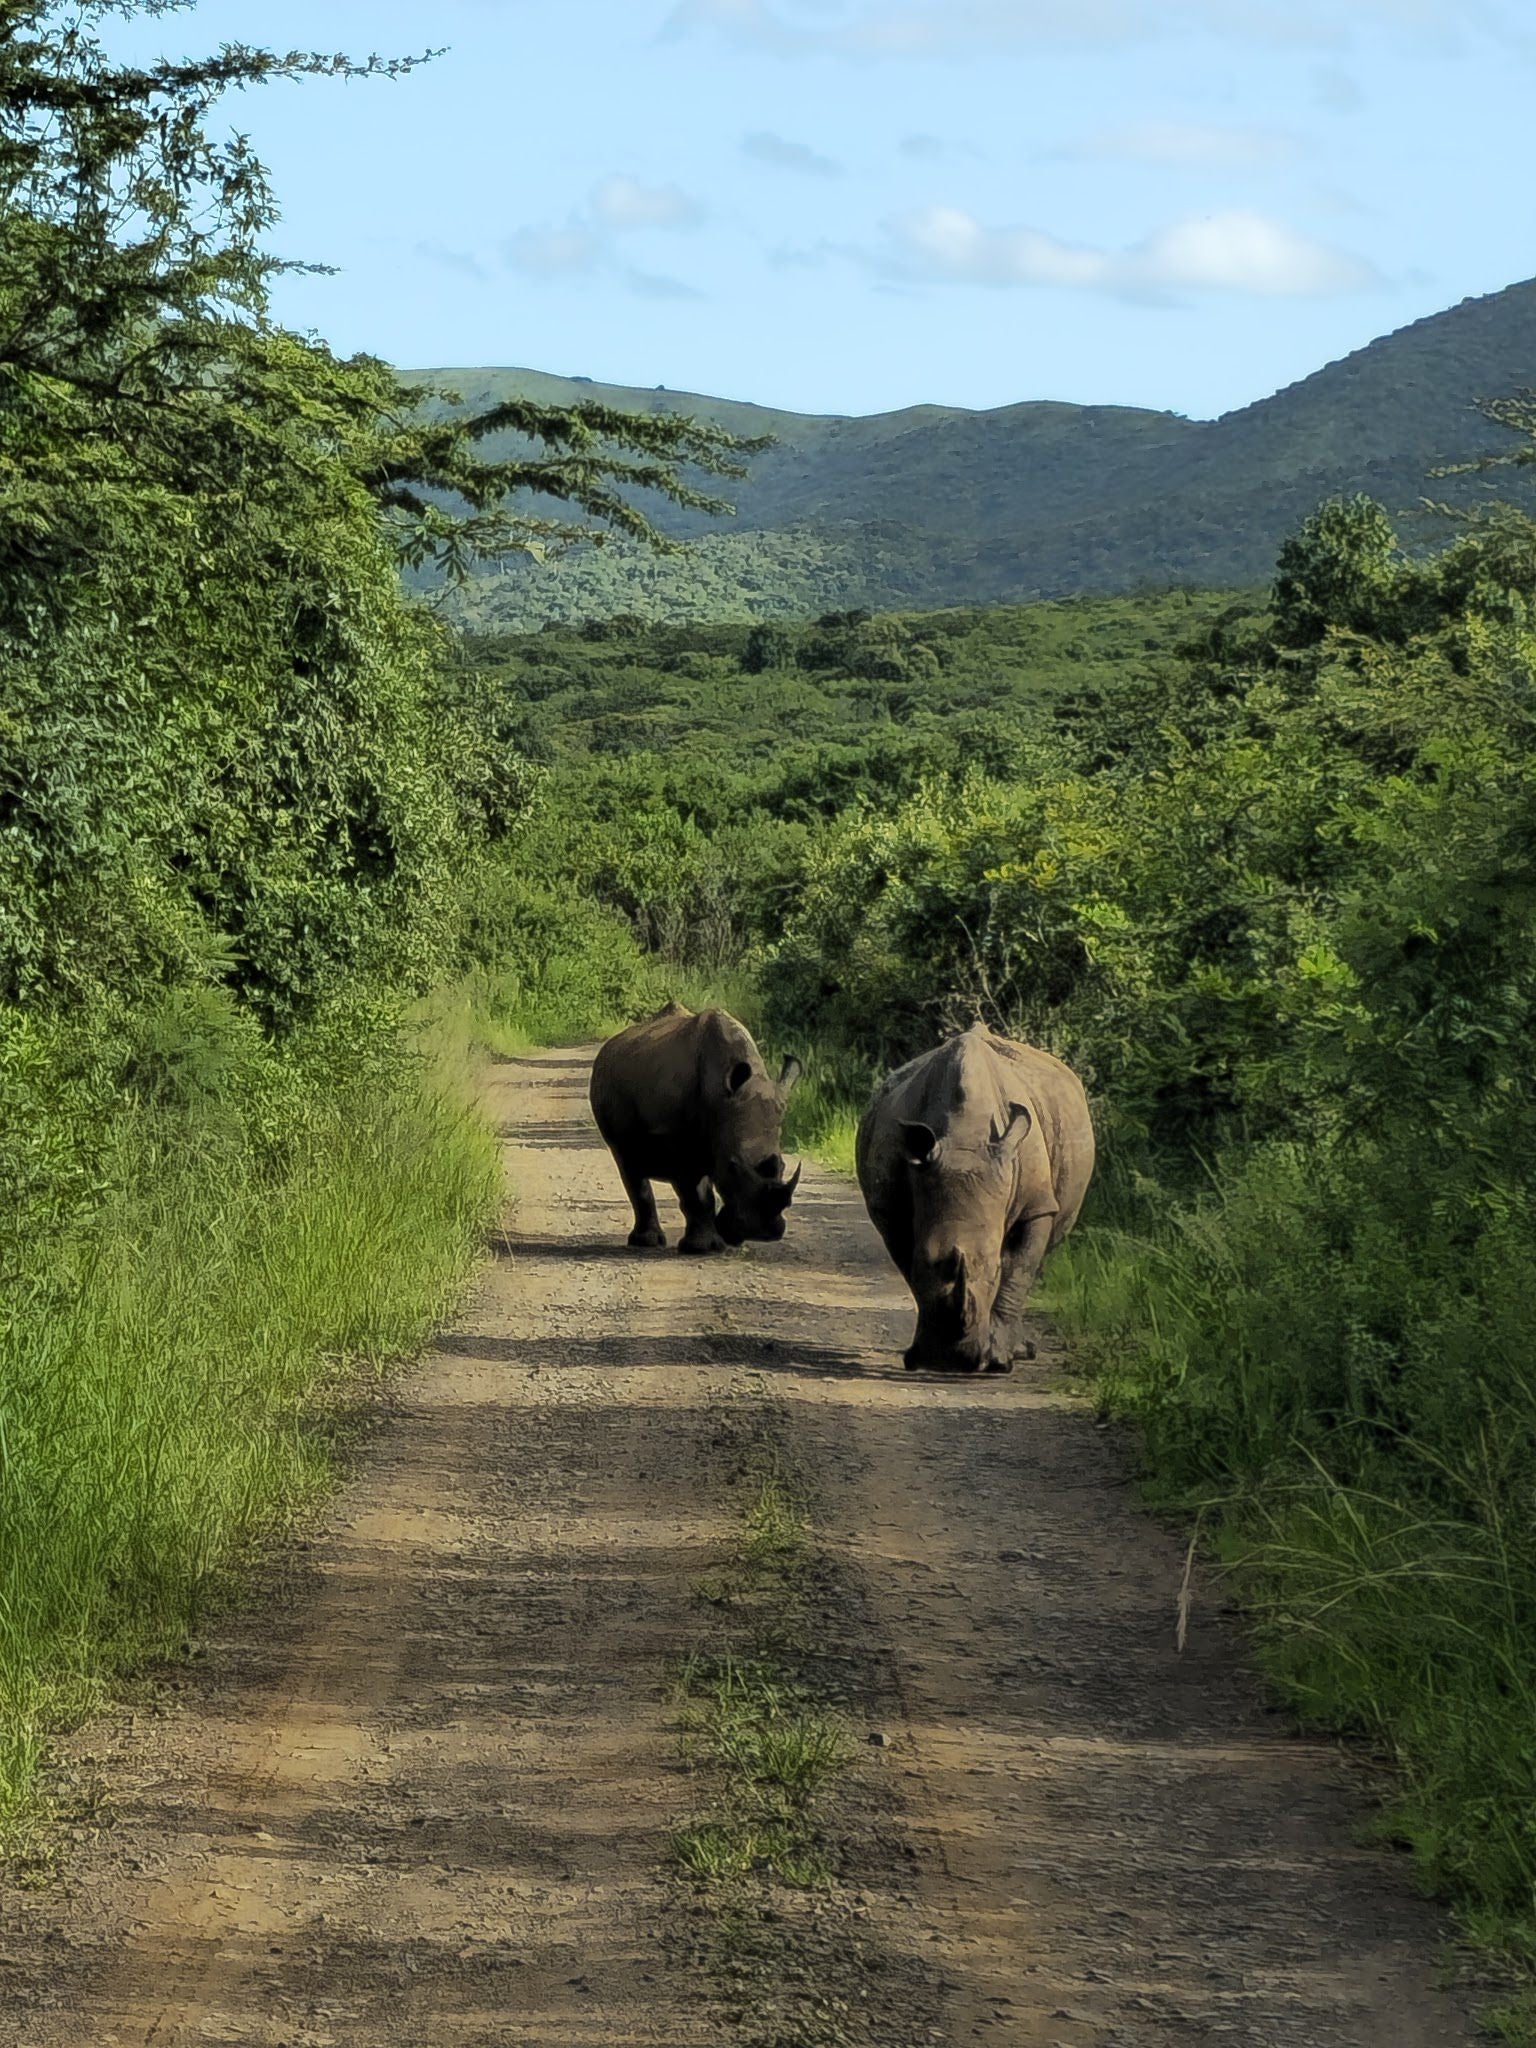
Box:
(426, 281), (1536, 624)
(463, 502), (1536, 1989)
(441, 590), (1237, 1069)
(450, 586), (1230, 911)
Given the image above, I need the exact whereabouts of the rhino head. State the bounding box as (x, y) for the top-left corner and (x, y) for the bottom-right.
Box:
(713, 1054), (803, 1245)
(899, 1102), (1033, 1373)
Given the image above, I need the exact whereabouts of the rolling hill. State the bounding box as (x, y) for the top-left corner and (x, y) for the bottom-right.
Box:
(415, 278), (1536, 627)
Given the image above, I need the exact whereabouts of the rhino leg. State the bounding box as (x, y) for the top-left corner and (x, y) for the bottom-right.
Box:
(618, 1162), (668, 1249)
(987, 1214), (1054, 1370)
(675, 1177), (727, 1256)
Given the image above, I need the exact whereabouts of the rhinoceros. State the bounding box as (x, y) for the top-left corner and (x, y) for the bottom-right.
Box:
(590, 1003), (803, 1254)
(856, 1022), (1095, 1373)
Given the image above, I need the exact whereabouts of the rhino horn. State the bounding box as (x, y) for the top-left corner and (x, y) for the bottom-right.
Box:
(785, 1160), (803, 1197)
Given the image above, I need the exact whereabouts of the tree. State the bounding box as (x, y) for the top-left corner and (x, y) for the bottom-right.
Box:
(743, 621), (794, 673)
(1270, 496), (1402, 648)
(0, 1), (763, 1020)
(0, 2), (763, 590)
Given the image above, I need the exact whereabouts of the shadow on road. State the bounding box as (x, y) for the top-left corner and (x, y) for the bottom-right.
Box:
(433, 1328), (927, 1385)
(491, 1053), (592, 1072)
(494, 1120), (596, 1149)
(490, 1233), (647, 1263)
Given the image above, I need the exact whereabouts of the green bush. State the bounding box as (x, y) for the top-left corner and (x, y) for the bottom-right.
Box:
(458, 856), (672, 1043)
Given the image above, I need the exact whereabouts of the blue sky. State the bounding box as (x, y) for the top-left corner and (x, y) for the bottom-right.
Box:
(132, 1), (1533, 418)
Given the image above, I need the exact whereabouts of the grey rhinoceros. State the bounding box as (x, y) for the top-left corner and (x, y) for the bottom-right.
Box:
(856, 1022), (1095, 1373)
(590, 1003), (803, 1254)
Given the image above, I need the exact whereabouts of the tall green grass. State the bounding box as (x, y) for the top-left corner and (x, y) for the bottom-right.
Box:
(0, 1006), (499, 1830)
(1050, 1145), (1536, 2010)
(780, 1048), (867, 1179)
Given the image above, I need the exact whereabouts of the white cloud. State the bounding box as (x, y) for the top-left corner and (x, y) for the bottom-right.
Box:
(900, 206), (1099, 287)
(667, 0), (1523, 56)
(593, 175), (704, 231)
(503, 225), (605, 278)
(744, 129), (844, 176)
(893, 203), (1377, 297)
(1057, 120), (1297, 168)
(1140, 211), (1369, 293)
(503, 175), (706, 288)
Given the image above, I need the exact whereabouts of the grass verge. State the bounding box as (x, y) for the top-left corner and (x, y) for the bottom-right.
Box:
(0, 997), (500, 1842)
(780, 1052), (867, 1180)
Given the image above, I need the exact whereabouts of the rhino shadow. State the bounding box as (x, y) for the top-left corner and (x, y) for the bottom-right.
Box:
(490, 1233), (654, 1264)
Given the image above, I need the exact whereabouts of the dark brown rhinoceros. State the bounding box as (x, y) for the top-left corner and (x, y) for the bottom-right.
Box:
(590, 1003), (803, 1254)
(856, 1022), (1095, 1373)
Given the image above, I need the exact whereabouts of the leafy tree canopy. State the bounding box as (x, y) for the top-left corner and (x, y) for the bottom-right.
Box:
(0, 1), (763, 1029)
(0, 0), (762, 595)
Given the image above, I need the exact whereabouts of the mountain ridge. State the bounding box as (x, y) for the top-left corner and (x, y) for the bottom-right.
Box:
(414, 278), (1536, 627)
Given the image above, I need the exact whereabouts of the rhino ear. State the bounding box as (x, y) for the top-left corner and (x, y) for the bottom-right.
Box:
(778, 1055), (803, 1096)
(726, 1059), (753, 1096)
(990, 1102), (1033, 1155)
(900, 1121), (940, 1168)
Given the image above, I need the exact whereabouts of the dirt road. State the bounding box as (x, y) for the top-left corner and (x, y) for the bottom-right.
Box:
(0, 1047), (1478, 2046)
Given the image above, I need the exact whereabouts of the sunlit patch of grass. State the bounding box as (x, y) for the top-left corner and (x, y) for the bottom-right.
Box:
(777, 1043), (869, 1182)
(740, 1473), (813, 1581)
(672, 1470), (851, 1898)
(673, 1654), (848, 1894)
(693, 1655), (849, 1800)
(672, 1816), (833, 1891)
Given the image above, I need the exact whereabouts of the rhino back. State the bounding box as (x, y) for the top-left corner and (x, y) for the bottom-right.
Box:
(590, 1007), (703, 1143)
(590, 1006), (767, 1162)
(858, 1026), (1094, 1243)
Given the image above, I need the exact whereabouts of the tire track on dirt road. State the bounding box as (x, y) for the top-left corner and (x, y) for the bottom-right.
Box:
(0, 1046), (1478, 2046)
